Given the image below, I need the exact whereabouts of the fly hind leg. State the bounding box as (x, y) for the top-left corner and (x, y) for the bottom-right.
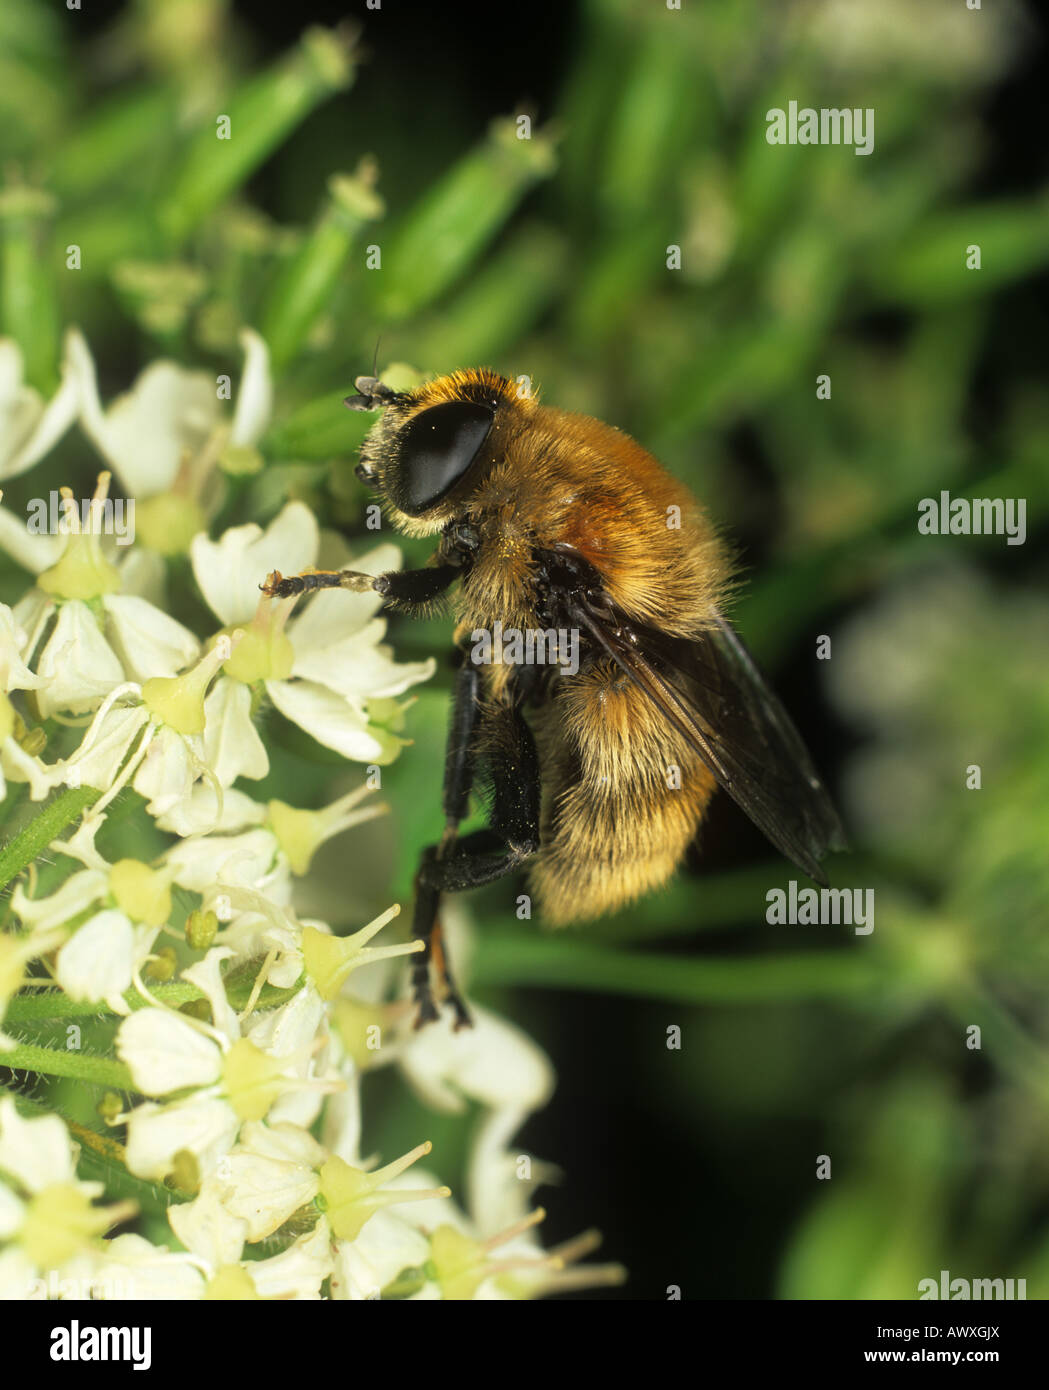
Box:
(412, 673), (540, 1030)
(411, 655), (480, 1028)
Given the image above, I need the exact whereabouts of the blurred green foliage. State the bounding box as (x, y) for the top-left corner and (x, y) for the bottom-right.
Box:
(2, 0), (1048, 1298)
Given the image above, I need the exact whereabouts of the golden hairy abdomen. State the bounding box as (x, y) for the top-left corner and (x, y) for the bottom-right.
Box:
(527, 662), (716, 925)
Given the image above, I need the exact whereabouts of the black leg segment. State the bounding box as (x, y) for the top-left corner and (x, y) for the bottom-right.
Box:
(375, 564), (460, 607)
(443, 657), (482, 826)
(410, 690), (541, 1030)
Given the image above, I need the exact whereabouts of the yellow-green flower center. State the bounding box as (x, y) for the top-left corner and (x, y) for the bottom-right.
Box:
(301, 908), (409, 1003)
(429, 1225), (488, 1301)
(317, 1142), (445, 1242)
(19, 1182), (116, 1269)
(141, 635), (239, 734)
(109, 859), (171, 927)
(219, 444), (264, 477)
(268, 801), (325, 876)
(204, 1264), (259, 1300)
(37, 483), (121, 601)
(317, 1156), (382, 1242)
(221, 607), (294, 684)
(221, 1038), (288, 1121)
(332, 996), (388, 1070)
(136, 494), (206, 557)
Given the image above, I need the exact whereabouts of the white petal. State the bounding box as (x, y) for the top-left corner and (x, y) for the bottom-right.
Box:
(115, 546), (166, 606)
(58, 705), (148, 793)
(180, 947), (239, 1042)
(133, 725), (195, 817)
(0, 1247), (38, 1300)
(55, 909), (135, 1010)
(190, 501), (319, 626)
(0, 505), (64, 573)
(0, 336), (79, 481)
(265, 1084), (326, 1132)
(220, 910), (299, 984)
(330, 1240), (378, 1300)
(155, 784), (266, 837)
(203, 677), (268, 786)
(466, 1105), (550, 1239)
(52, 815), (109, 870)
(0, 603), (43, 691)
(236, 1119), (326, 1167)
(35, 601), (125, 717)
(0, 1096), (77, 1192)
(11, 870), (108, 934)
(322, 1066), (363, 1165)
(103, 594), (200, 682)
(331, 1209), (431, 1300)
(230, 329), (273, 447)
(94, 1233), (204, 1301)
(68, 330), (219, 497)
(168, 1183), (248, 1269)
(165, 828), (279, 896)
(265, 679), (388, 762)
(0, 1183), (24, 1240)
(124, 1098), (239, 1183)
(117, 1008), (222, 1095)
(216, 1145), (320, 1242)
(248, 1222), (332, 1300)
(400, 1005), (554, 1115)
(248, 987), (331, 1130)
(1, 736), (57, 801)
(292, 623), (435, 700)
(246, 984), (325, 1060)
(13, 589), (53, 644)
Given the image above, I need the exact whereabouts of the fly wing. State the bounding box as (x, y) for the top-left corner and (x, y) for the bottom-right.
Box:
(567, 600), (847, 885)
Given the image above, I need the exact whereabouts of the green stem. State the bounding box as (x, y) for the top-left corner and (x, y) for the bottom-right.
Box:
(158, 28), (356, 244)
(2, 1041), (134, 1090)
(0, 785), (100, 893)
(5, 974), (302, 1023)
(261, 169), (382, 369)
(472, 935), (883, 1004)
(0, 187), (60, 393)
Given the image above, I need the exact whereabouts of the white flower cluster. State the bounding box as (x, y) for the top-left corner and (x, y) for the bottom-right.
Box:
(0, 334), (623, 1299)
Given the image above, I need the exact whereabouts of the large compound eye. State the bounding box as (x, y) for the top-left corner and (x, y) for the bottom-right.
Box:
(397, 400), (494, 514)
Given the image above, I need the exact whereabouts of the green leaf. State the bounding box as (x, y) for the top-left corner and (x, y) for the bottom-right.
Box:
(871, 197), (1049, 306)
(50, 85), (180, 198)
(370, 118), (557, 321)
(158, 27), (357, 245)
